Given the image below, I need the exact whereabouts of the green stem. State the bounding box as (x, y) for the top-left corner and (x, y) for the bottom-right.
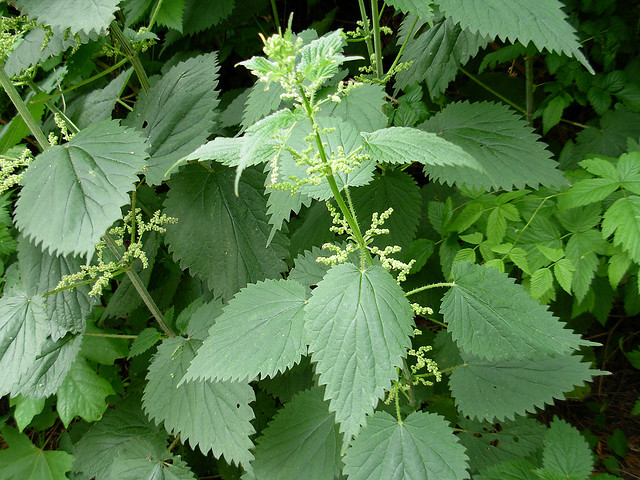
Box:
(385, 15), (418, 80)
(394, 382), (403, 425)
(370, 0), (383, 78)
(415, 363), (465, 378)
(459, 66), (526, 114)
(525, 56), (534, 126)
(0, 65), (49, 150)
(28, 81), (80, 134)
(269, 0), (280, 31)
(83, 332), (138, 339)
(110, 22), (150, 93)
(405, 282), (456, 297)
(356, 0), (375, 63)
(428, 317), (448, 328)
(148, 0), (165, 31)
(104, 234), (175, 338)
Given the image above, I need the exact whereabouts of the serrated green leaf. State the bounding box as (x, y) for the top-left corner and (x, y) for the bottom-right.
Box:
(298, 30), (351, 87)
(459, 417), (545, 474)
(304, 263), (414, 439)
(163, 164), (288, 300)
(343, 410), (469, 480)
(530, 267), (553, 299)
(155, 0), (185, 32)
(128, 328), (162, 358)
(453, 248), (476, 265)
(449, 353), (598, 421)
(0, 289), (49, 396)
(182, 0), (234, 34)
(251, 387), (342, 480)
(320, 83), (387, 132)
(288, 246), (334, 289)
(542, 417), (594, 479)
(177, 298), (224, 341)
(15, 0), (120, 35)
(10, 395), (45, 432)
(563, 178), (619, 209)
(487, 209), (507, 243)
(385, 0), (433, 18)
(80, 323), (129, 365)
(362, 126), (482, 172)
(608, 248), (631, 289)
(477, 459), (539, 480)
(447, 202), (483, 233)
(185, 279), (307, 382)
(350, 169), (422, 250)
(0, 94), (46, 154)
(0, 425), (73, 480)
(536, 244), (564, 263)
(566, 230), (604, 301)
(123, 53), (220, 185)
(435, 0), (592, 72)
(421, 102), (565, 190)
(602, 196), (640, 263)
(56, 359), (114, 427)
(396, 15), (489, 99)
(478, 43), (528, 74)
(554, 258), (575, 294)
(18, 236), (95, 341)
(144, 337), (256, 467)
(542, 95), (567, 135)
(508, 248), (530, 274)
(441, 262), (588, 362)
(108, 438), (196, 480)
(241, 82), (285, 128)
(15, 120), (148, 258)
(260, 356), (315, 403)
(556, 203), (602, 234)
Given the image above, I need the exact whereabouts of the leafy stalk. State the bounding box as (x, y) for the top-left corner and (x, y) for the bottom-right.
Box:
(110, 22), (150, 92)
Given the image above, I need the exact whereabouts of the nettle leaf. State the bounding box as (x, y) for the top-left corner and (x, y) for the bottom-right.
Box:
(0, 289), (49, 396)
(128, 328), (162, 358)
(15, 0), (120, 35)
(108, 439), (197, 480)
(15, 120), (148, 258)
(183, 0), (235, 34)
(350, 169), (422, 250)
(56, 358), (115, 427)
(343, 411), (469, 480)
(185, 279), (307, 382)
(321, 83), (387, 132)
(385, 0), (433, 18)
(541, 417), (594, 479)
(441, 262), (587, 362)
(449, 353), (598, 421)
(177, 298), (224, 341)
(477, 459), (539, 480)
(396, 15), (489, 99)
(304, 263), (414, 439)
(434, 0), (592, 72)
(18, 236), (95, 341)
(361, 126), (481, 171)
(144, 337), (256, 468)
(73, 396), (167, 479)
(288, 246), (334, 289)
(155, 0), (185, 32)
(163, 164), (288, 300)
(123, 53), (220, 185)
(602, 196), (640, 263)
(421, 101), (565, 190)
(0, 425), (73, 480)
(242, 82), (285, 128)
(251, 387), (342, 480)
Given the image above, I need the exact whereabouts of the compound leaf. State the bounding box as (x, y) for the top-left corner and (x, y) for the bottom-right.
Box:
(602, 196), (640, 263)
(566, 230), (603, 301)
(124, 53), (220, 185)
(15, 0), (120, 35)
(163, 164), (288, 300)
(15, 120), (148, 258)
(362, 126), (481, 171)
(343, 410), (469, 480)
(441, 262), (588, 362)
(435, 0), (592, 72)
(0, 425), (73, 480)
(396, 15), (489, 99)
(304, 263), (414, 439)
(421, 101), (565, 190)
(185, 279), (307, 383)
(449, 353), (598, 421)
(251, 387), (342, 480)
(542, 417), (594, 479)
(56, 358), (115, 427)
(144, 337), (256, 468)
(18, 236), (95, 341)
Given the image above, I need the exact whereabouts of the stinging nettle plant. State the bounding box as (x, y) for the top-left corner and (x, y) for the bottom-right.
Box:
(0, 0), (615, 479)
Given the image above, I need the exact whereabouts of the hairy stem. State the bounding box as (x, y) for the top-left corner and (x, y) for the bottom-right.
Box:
(370, 0), (383, 78)
(104, 234), (175, 338)
(83, 332), (138, 339)
(148, 0), (165, 31)
(385, 15), (418, 80)
(0, 65), (49, 150)
(525, 56), (534, 126)
(405, 282), (456, 297)
(459, 66), (526, 114)
(110, 22), (150, 92)
(269, 0), (280, 31)
(356, 0), (375, 63)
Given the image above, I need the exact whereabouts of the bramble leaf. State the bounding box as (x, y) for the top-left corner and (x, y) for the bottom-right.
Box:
(185, 278), (307, 382)
(128, 328), (162, 358)
(56, 358), (114, 427)
(421, 102), (565, 190)
(435, 0), (592, 72)
(144, 337), (256, 467)
(449, 352), (598, 421)
(123, 53), (220, 185)
(343, 411), (469, 480)
(15, 0), (120, 35)
(163, 164), (288, 300)
(566, 230), (604, 301)
(602, 196), (640, 263)
(441, 262), (588, 361)
(251, 387), (342, 480)
(529, 267), (554, 299)
(304, 263), (414, 439)
(15, 120), (148, 258)
(0, 425), (73, 479)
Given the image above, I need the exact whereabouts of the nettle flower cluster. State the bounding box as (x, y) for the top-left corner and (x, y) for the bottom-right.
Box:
(54, 208), (177, 296)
